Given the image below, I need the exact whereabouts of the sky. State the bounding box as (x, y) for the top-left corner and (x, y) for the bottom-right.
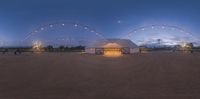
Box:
(0, 0), (200, 46)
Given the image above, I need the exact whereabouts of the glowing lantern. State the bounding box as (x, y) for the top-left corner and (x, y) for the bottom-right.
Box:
(32, 41), (43, 52)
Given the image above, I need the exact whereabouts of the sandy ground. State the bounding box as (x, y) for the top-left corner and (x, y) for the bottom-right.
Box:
(0, 52), (200, 99)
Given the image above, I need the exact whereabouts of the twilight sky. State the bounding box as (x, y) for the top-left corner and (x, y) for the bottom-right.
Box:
(0, 0), (200, 46)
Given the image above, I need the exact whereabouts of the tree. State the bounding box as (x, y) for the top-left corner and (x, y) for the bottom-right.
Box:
(46, 45), (54, 52)
(59, 45), (65, 51)
(183, 43), (194, 53)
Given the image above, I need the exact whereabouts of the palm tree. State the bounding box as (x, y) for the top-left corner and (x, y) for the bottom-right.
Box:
(157, 39), (161, 45)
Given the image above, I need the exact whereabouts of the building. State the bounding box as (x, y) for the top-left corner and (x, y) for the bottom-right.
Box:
(85, 39), (139, 56)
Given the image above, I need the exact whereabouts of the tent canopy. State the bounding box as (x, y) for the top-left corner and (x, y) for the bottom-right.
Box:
(86, 39), (138, 48)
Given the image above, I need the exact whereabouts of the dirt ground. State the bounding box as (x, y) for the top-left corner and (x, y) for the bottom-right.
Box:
(0, 52), (200, 99)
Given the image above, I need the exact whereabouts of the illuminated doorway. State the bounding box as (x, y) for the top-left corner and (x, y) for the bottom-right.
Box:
(102, 43), (122, 57)
(103, 48), (122, 57)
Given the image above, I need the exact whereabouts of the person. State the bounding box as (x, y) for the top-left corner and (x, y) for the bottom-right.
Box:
(14, 49), (22, 55)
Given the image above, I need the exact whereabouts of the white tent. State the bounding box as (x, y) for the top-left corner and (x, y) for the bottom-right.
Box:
(85, 39), (139, 54)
